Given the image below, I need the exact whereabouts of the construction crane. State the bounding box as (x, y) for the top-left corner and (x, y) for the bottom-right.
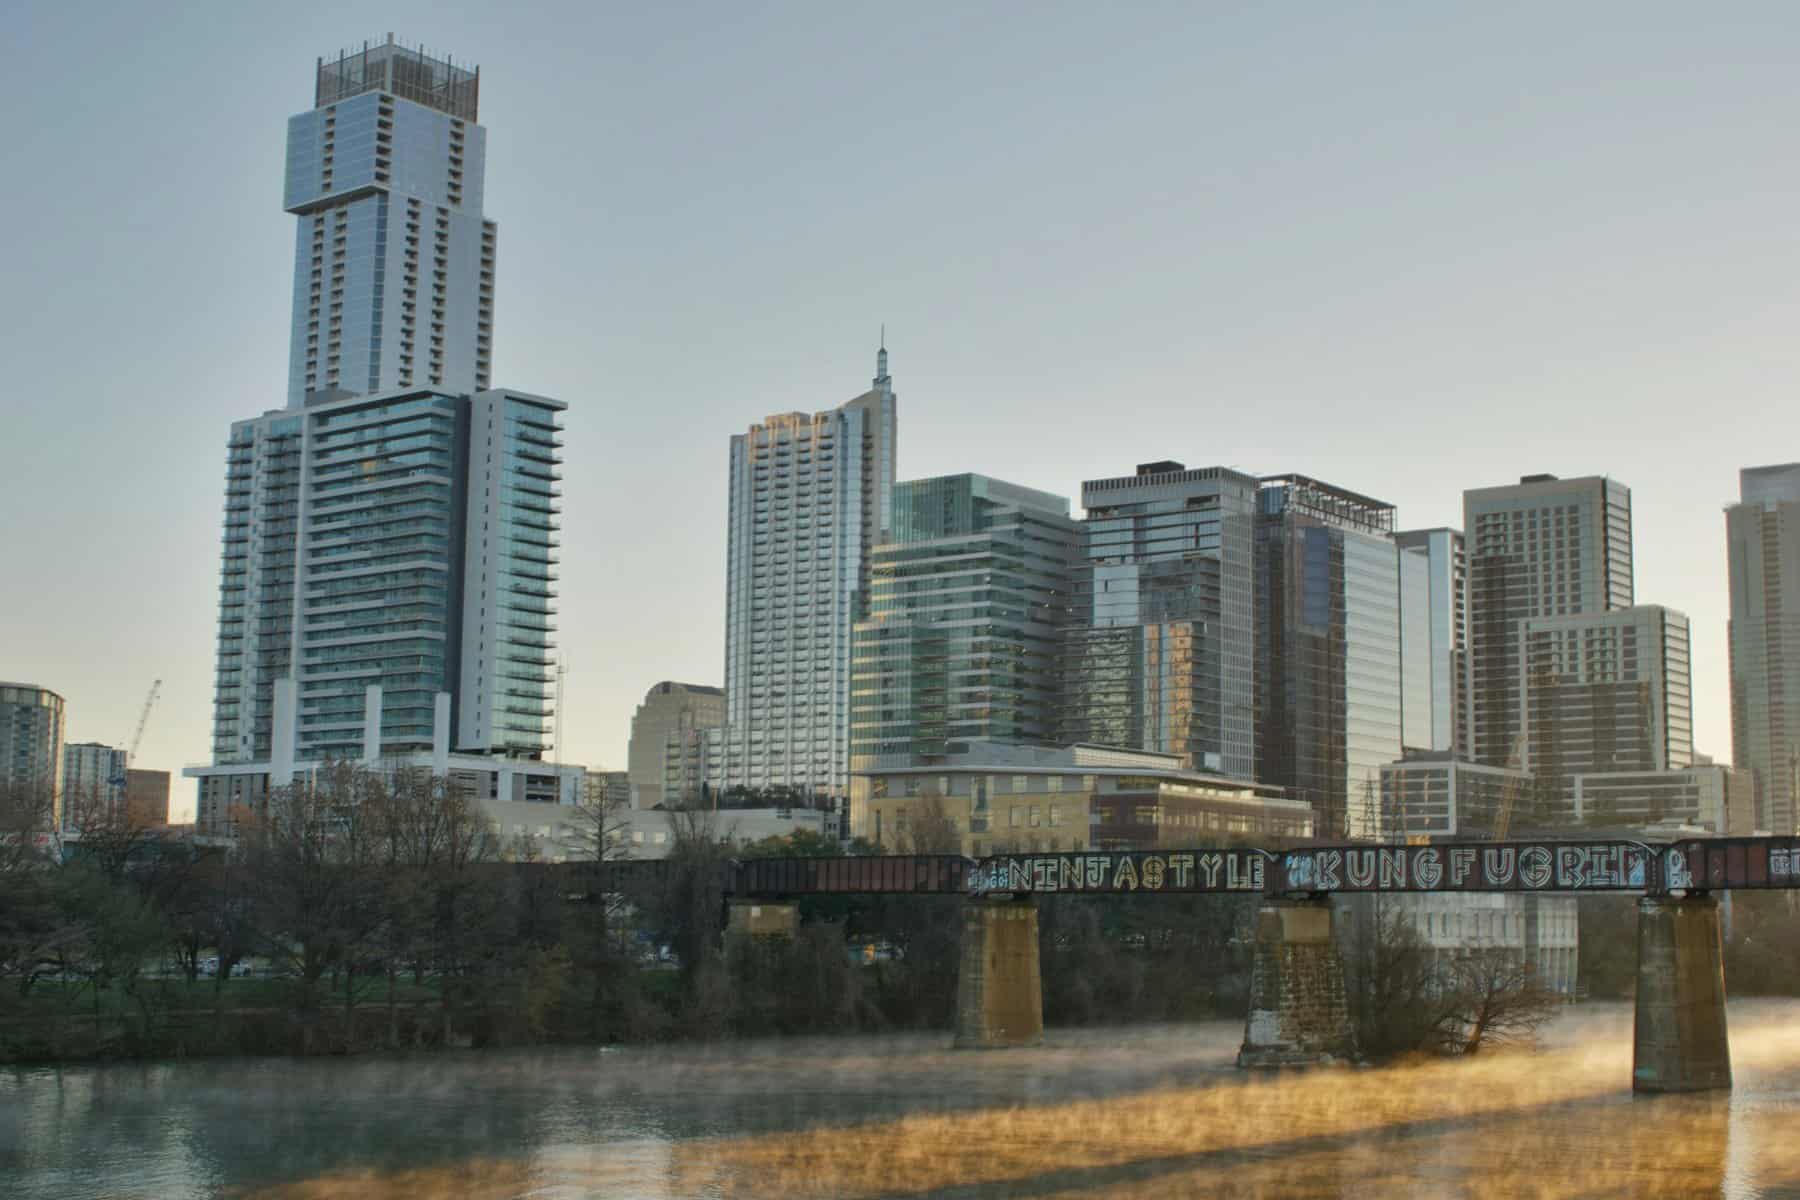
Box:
(126, 679), (162, 764)
(1490, 733), (1527, 840)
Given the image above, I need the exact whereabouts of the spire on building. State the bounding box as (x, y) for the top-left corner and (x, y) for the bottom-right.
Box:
(873, 326), (890, 393)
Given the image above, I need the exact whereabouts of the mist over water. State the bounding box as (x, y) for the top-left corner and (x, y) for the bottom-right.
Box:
(4, 1003), (1799, 1198)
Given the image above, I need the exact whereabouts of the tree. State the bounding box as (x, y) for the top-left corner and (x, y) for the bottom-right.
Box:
(1341, 899), (1455, 1060)
(1439, 949), (1559, 1055)
(736, 828), (843, 859)
(895, 794), (963, 855)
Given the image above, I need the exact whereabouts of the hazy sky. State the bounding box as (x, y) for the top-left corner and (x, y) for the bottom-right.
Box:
(5, 2), (1797, 820)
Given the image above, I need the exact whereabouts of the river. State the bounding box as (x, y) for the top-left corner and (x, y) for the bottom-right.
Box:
(4, 1002), (1800, 1198)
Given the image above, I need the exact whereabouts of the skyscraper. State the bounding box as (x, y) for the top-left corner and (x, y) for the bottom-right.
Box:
(189, 41), (577, 829)
(1396, 528), (1468, 755)
(719, 348), (896, 799)
(1254, 475), (1403, 840)
(1464, 474), (1633, 769)
(1727, 462), (1800, 833)
(1062, 463), (1258, 778)
(851, 474), (1078, 760)
(285, 37), (495, 407)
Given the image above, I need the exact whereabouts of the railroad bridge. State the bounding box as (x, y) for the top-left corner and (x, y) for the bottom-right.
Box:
(582, 836), (1799, 1094)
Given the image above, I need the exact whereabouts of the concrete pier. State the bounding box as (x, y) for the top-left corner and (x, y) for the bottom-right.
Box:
(1633, 893), (1731, 1094)
(953, 895), (1043, 1049)
(725, 899), (799, 942)
(1238, 896), (1354, 1068)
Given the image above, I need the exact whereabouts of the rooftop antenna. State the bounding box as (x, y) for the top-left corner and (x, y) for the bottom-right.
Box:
(874, 325), (890, 391)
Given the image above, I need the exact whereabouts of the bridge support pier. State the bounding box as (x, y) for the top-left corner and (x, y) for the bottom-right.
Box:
(725, 899), (799, 943)
(1238, 896), (1353, 1068)
(1634, 893), (1731, 1094)
(954, 895), (1042, 1049)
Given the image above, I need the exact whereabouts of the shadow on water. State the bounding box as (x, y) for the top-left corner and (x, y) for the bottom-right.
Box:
(8, 1002), (1800, 1199)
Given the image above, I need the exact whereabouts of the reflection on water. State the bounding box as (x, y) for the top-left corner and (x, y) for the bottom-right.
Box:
(3, 1003), (1799, 1198)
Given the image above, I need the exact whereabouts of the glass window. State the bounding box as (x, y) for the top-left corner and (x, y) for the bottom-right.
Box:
(1029, 805), (1041, 828)
(1046, 775), (1063, 793)
(1049, 805), (1061, 827)
(1010, 805), (1022, 828)
(1012, 775), (1029, 793)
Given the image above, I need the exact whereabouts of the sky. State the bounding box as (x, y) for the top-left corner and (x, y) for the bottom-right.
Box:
(4, 2), (1797, 821)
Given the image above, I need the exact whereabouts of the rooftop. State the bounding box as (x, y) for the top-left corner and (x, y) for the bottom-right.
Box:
(316, 34), (479, 121)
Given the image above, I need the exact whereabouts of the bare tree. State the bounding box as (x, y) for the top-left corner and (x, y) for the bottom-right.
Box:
(1440, 949), (1560, 1055)
(896, 794), (963, 855)
(1341, 900), (1456, 1060)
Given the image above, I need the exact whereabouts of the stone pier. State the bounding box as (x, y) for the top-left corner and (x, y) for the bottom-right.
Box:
(1238, 896), (1354, 1068)
(725, 899), (799, 943)
(1634, 893), (1731, 1094)
(953, 895), (1043, 1049)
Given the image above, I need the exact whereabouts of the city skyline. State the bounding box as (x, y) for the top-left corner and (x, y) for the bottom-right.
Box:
(7, 5), (1799, 819)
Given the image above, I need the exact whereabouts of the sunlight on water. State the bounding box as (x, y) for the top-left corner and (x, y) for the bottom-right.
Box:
(190, 1006), (1800, 1200)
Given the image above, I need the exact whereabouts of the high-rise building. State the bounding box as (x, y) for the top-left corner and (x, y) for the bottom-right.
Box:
(188, 41), (579, 832)
(210, 386), (563, 768)
(1254, 475), (1403, 840)
(1519, 604), (1693, 814)
(1062, 463), (1258, 778)
(851, 474), (1078, 761)
(1, 683), (66, 827)
(627, 682), (724, 810)
(285, 37), (495, 408)
(719, 348), (897, 799)
(1727, 462), (1800, 833)
(62, 742), (128, 831)
(1396, 528), (1468, 755)
(1464, 474), (1633, 769)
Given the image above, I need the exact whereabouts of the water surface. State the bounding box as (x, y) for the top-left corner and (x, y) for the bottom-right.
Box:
(5, 1003), (1800, 1197)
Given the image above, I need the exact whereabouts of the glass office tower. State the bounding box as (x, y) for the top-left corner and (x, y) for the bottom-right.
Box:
(285, 37), (495, 408)
(1062, 463), (1258, 778)
(1255, 475), (1403, 840)
(851, 474), (1078, 759)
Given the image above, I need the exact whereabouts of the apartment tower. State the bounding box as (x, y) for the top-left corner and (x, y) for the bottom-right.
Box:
(1727, 463), (1800, 833)
(719, 347), (897, 799)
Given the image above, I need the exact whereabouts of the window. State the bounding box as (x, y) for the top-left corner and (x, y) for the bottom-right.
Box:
(1029, 805), (1041, 828)
(1010, 805), (1022, 828)
(1046, 775), (1062, 793)
(1049, 805), (1061, 827)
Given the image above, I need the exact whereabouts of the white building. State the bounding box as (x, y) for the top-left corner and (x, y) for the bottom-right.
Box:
(627, 681), (724, 810)
(718, 346), (897, 801)
(285, 36), (494, 408)
(61, 742), (128, 832)
(190, 40), (572, 830)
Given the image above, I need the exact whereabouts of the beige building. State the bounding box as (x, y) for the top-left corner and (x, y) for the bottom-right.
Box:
(856, 740), (1311, 858)
(627, 682), (724, 810)
(125, 769), (171, 828)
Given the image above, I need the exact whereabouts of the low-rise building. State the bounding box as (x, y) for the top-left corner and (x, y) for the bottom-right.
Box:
(1380, 753), (1535, 839)
(1339, 892), (1579, 996)
(856, 740), (1311, 857)
(1570, 761), (1754, 835)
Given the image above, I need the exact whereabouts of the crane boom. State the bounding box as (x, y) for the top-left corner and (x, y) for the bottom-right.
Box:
(128, 679), (162, 763)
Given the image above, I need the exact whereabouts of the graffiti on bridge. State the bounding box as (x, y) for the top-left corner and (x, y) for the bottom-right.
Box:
(967, 850), (1268, 895)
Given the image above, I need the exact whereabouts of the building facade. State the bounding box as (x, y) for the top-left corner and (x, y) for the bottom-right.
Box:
(1396, 528), (1468, 756)
(851, 474), (1077, 763)
(1727, 462), (1800, 833)
(210, 385), (564, 768)
(125, 769), (172, 828)
(0, 683), (66, 827)
(1379, 752), (1534, 839)
(1464, 474), (1633, 769)
(719, 348), (897, 800)
(584, 769), (631, 812)
(61, 742), (129, 831)
(856, 739), (1311, 857)
(1570, 761), (1753, 835)
(285, 37), (494, 408)
(1518, 605), (1693, 814)
(626, 682), (724, 810)
(1061, 463), (1258, 778)
(1254, 475), (1404, 840)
